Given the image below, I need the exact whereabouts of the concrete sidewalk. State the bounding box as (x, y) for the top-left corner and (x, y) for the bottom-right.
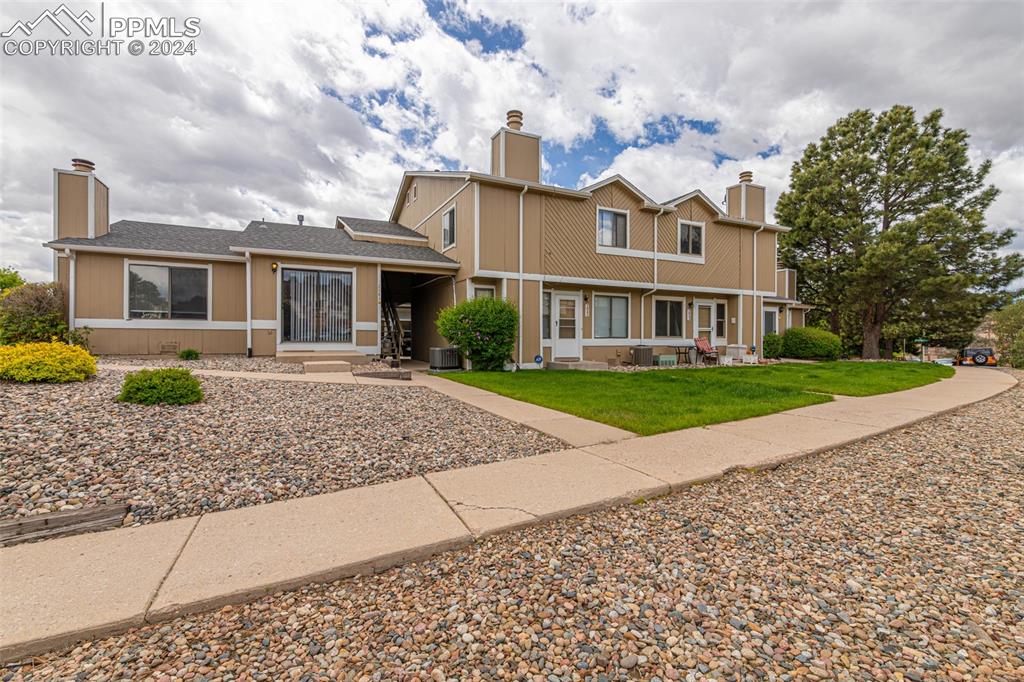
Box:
(0, 367), (1015, 663)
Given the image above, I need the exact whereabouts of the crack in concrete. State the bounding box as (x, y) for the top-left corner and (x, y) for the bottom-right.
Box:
(452, 501), (539, 518)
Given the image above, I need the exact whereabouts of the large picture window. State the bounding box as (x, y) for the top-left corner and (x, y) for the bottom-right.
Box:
(128, 264), (208, 319)
(597, 208), (628, 248)
(593, 294), (628, 338)
(655, 299), (684, 337)
(281, 268), (353, 343)
(679, 221), (703, 256)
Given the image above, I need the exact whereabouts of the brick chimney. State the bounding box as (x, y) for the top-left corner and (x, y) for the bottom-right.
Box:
(489, 109), (541, 182)
(725, 170), (765, 222)
(54, 157), (110, 240)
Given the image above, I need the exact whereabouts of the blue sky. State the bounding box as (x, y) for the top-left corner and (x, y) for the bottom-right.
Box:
(1, 0), (1021, 281)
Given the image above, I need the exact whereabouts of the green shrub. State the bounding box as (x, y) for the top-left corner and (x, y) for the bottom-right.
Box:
(436, 297), (518, 371)
(178, 348), (201, 360)
(0, 282), (90, 347)
(762, 333), (783, 359)
(0, 267), (25, 293)
(1004, 335), (1024, 369)
(781, 326), (842, 360)
(117, 368), (203, 405)
(0, 341), (96, 383)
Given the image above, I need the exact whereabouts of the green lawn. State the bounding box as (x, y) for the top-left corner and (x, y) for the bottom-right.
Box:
(440, 362), (954, 436)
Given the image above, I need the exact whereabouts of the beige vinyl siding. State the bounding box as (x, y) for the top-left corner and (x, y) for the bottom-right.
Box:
(745, 186), (766, 222)
(756, 230), (776, 292)
(395, 176), (466, 229)
(86, 328), (245, 355)
(94, 179), (109, 237)
(726, 186), (742, 219)
(415, 183), (474, 273)
(543, 186), (654, 283)
(490, 135), (501, 175)
(503, 132), (540, 183)
(56, 172), (89, 239)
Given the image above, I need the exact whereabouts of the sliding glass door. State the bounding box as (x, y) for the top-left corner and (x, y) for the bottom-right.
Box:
(281, 268), (353, 343)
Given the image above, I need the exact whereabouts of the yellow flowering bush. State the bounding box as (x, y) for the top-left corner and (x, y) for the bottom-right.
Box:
(0, 341), (97, 383)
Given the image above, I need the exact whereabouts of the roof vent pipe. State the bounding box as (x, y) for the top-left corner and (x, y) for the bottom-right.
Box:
(506, 109), (523, 131)
(739, 170), (753, 183)
(71, 158), (95, 173)
(297, 214), (304, 225)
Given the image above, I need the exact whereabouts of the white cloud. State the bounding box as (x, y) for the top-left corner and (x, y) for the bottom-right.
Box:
(1, 0), (1021, 283)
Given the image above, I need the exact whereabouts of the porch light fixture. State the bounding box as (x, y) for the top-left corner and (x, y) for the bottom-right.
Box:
(271, 262), (279, 272)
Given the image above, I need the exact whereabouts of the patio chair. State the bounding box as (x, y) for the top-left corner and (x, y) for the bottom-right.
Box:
(694, 337), (719, 365)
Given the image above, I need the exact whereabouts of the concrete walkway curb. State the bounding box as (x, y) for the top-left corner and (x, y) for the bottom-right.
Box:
(0, 368), (1015, 664)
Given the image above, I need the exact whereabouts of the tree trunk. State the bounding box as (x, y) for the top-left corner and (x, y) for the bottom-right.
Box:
(861, 304), (884, 359)
(883, 337), (894, 359)
(829, 308), (841, 336)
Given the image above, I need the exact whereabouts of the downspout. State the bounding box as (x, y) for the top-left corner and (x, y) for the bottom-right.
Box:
(245, 251), (252, 357)
(752, 225), (765, 353)
(517, 184), (528, 368)
(640, 208), (666, 344)
(65, 249), (76, 331)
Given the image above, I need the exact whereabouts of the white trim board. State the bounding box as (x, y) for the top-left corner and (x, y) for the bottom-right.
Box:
(75, 318), (245, 331)
(47, 243), (246, 262)
(229, 247), (459, 270)
(475, 269), (777, 297)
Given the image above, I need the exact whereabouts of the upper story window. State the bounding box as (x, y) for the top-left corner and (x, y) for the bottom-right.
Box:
(597, 208), (628, 249)
(442, 206), (456, 250)
(128, 263), (208, 320)
(678, 220), (704, 256)
(405, 183), (418, 206)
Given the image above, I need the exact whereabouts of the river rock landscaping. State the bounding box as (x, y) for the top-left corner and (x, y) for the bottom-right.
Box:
(97, 354), (305, 373)
(0, 369), (563, 526)
(9, 371), (1021, 680)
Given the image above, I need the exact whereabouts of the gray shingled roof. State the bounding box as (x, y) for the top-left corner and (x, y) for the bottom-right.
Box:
(47, 218), (456, 266)
(49, 220), (243, 257)
(338, 216), (427, 240)
(235, 221), (455, 264)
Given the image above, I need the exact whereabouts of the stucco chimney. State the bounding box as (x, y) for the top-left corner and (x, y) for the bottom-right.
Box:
(738, 170), (753, 184)
(506, 109), (523, 131)
(71, 158), (95, 173)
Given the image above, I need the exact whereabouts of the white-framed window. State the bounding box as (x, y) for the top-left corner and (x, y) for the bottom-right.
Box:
(473, 285), (495, 299)
(542, 291), (551, 340)
(442, 206), (456, 250)
(678, 220), (704, 256)
(126, 261), (210, 320)
(597, 207), (628, 249)
(593, 294), (629, 339)
(654, 298), (685, 338)
(716, 302), (727, 339)
(764, 307), (779, 336)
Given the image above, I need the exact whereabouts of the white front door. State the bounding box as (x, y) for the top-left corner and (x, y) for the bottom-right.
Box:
(553, 293), (581, 359)
(694, 301), (714, 344)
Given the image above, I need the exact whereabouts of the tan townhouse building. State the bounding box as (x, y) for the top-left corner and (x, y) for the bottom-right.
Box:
(45, 110), (808, 366)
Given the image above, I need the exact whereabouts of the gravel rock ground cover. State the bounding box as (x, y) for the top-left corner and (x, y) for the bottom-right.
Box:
(11, 370), (1022, 681)
(97, 355), (305, 373)
(0, 369), (562, 525)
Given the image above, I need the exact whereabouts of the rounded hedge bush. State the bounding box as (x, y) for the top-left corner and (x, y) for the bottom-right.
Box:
(762, 333), (783, 359)
(0, 341), (96, 383)
(781, 327), (842, 360)
(117, 368), (203, 405)
(178, 348), (201, 360)
(436, 297), (518, 371)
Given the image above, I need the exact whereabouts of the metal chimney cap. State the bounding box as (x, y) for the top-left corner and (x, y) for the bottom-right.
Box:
(506, 109), (524, 131)
(71, 158), (95, 173)
(738, 170), (753, 183)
